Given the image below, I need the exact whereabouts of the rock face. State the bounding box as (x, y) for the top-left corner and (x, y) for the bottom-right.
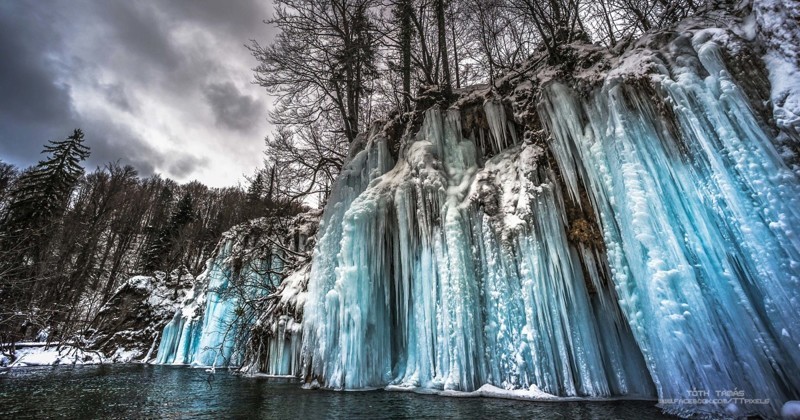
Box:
(87, 271), (194, 362)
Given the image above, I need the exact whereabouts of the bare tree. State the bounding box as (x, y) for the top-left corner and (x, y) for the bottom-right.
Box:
(249, 0), (380, 144)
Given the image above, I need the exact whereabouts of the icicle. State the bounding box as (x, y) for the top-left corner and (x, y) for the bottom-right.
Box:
(539, 35), (800, 418)
(301, 106), (652, 397)
(484, 100), (508, 153)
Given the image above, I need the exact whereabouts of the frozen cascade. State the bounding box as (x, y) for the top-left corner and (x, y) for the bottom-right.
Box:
(156, 224), (291, 370)
(302, 104), (654, 397)
(539, 33), (800, 416)
(151, 9), (799, 417)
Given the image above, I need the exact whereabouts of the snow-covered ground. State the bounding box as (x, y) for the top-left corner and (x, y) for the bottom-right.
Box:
(4, 343), (121, 367)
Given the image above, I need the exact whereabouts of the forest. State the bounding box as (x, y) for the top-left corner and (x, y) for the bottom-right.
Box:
(0, 129), (299, 345)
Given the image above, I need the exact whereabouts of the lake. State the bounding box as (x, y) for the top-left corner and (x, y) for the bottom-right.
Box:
(0, 365), (674, 419)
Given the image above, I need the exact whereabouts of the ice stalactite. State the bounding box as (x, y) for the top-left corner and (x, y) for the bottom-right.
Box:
(156, 239), (250, 367)
(156, 226), (294, 370)
(300, 123), (397, 387)
(301, 103), (653, 397)
(241, 263), (311, 376)
(539, 32), (800, 417)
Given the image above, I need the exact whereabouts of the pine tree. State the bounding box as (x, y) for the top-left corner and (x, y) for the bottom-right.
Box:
(141, 186), (174, 272)
(142, 191), (194, 272)
(170, 192), (194, 229)
(246, 172), (265, 205)
(2, 129), (90, 240)
(0, 129), (90, 335)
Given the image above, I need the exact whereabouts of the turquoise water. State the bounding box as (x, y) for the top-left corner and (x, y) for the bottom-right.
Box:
(0, 365), (673, 419)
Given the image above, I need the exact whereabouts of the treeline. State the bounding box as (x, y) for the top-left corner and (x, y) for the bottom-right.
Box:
(0, 130), (298, 344)
(248, 0), (703, 203)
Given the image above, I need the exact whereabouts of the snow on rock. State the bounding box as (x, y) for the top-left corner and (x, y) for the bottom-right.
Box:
(754, 0), (800, 145)
(85, 269), (195, 363)
(385, 383), (563, 402)
(8, 344), (104, 367)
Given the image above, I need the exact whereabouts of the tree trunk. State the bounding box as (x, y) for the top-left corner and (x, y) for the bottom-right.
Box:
(435, 0), (451, 94)
(400, 0), (412, 111)
(449, 9), (461, 89)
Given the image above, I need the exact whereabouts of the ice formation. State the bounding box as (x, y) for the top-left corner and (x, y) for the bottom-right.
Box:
(302, 105), (654, 398)
(155, 7), (799, 418)
(156, 237), (255, 367)
(538, 32), (800, 416)
(156, 215), (317, 373)
(300, 20), (799, 420)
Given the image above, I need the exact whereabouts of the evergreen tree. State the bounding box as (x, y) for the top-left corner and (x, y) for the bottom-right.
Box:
(170, 192), (194, 230)
(1, 130), (90, 273)
(142, 191), (194, 272)
(0, 129), (90, 336)
(141, 186), (174, 272)
(2, 129), (90, 241)
(246, 172), (265, 205)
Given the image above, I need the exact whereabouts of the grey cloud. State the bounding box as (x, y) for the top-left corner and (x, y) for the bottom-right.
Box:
(0, 0), (273, 186)
(205, 82), (263, 131)
(82, 120), (160, 177)
(99, 82), (135, 112)
(167, 154), (210, 179)
(0, 2), (76, 163)
(93, 2), (183, 71)
(83, 119), (209, 181)
(162, 0), (271, 34)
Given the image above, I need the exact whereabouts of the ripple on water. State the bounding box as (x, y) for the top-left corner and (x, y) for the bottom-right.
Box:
(0, 365), (674, 419)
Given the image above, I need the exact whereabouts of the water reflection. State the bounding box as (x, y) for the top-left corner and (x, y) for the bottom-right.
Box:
(0, 365), (673, 419)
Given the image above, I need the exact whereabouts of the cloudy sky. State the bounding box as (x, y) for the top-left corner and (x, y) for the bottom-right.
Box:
(0, 0), (277, 187)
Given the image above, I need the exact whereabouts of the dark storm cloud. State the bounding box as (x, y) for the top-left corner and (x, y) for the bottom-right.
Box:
(167, 154), (210, 179)
(93, 2), (182, 70)
(161, 0), (273, 38)
(0, 0), (273, 184)
(82, 121), (160, 177)
(205, 82), (263, 131)
(0, 2), (77, 164)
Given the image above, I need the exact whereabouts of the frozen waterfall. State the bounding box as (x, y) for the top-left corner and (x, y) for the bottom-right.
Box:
(302, 101), (654, 397)
(539, 33), (800, 417)
(153, 14), (799, 418)
(300, 30), (799, 418)
(156, 228), (286, 369)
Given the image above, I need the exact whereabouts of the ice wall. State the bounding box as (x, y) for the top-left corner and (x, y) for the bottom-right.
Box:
(538, 32), (800, 417)
(301, 25), (799, 419)
(240, 263), (310, 376)
(155, 223), (293, 370)
(302, 103), (654, 397)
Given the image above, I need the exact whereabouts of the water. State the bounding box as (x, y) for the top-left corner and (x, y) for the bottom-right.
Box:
(0, 365), (673, 419)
